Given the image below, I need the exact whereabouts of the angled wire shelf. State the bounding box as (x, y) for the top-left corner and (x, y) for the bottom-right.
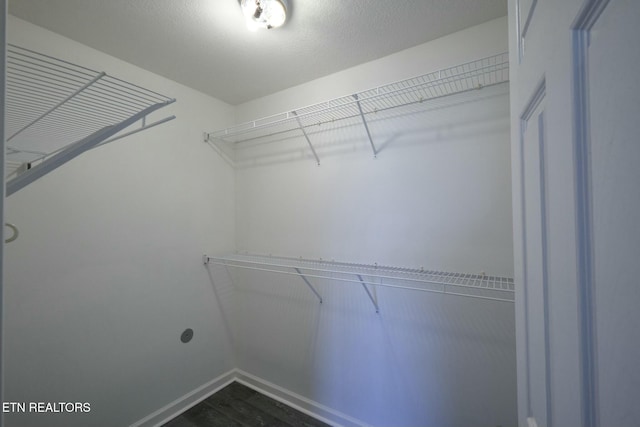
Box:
(5, 44), (176, 195)
(205, 52), (509, 165)
(204, 253), (515, 310)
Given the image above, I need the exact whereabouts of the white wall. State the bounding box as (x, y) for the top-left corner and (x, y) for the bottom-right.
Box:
(230, 17), (517, 427)
(4, 17), (236, 427)
(3, 14), (516, 427)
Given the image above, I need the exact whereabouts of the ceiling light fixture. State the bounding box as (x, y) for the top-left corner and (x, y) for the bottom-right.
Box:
(240, 0), (288, 31)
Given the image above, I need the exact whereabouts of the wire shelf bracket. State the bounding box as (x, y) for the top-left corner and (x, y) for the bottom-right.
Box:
(291, 111), (320, 166)
(294, 267), (323, 304)
(5, 44), (176, 193)
(357, 273), (380, 313)
(353, 94), (377, 158)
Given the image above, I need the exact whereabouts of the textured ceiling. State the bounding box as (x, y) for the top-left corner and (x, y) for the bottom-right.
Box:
(9, 0), (507, 105)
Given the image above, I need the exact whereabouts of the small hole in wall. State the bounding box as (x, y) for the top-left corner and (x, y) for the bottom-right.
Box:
(180, 328), (194, 343)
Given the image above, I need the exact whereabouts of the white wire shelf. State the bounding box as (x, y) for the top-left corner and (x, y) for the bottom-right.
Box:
(204, 253), (515, 310)
(5, 44), (176, 194)
(205, 52), (509, 165)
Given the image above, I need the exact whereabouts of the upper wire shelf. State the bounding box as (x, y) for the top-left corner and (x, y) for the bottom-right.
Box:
(204, 253), (515, 309)
(5, 44), (176, 194)
(205, 52), (509, 164)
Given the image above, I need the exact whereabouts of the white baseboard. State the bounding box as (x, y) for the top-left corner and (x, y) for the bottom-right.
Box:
(130, 368), (371, 427)
(129, 369), (236, 427)
(234, 369), (372, 427)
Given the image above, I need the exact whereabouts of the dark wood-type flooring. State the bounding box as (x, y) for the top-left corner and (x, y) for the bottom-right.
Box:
(162, 382), (331, 427)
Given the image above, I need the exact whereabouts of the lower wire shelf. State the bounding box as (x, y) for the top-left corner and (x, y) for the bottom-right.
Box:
(204, 253), (515, 311)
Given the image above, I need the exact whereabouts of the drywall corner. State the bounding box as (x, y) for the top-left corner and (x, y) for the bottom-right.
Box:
(129, 370), (236, 427)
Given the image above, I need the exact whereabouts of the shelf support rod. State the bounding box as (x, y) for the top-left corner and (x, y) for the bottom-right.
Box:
(7, 115), (175, 178)
(203, 133), (236, 169)
(353, 94), (377, 158)
(7, 71), (106, 142)
(6, 99), (174, 196)
(98, 115), (176, 147)
(357, 274), (379, 313)
(294, 268), (323, 304)
(291, 111), (320, 166)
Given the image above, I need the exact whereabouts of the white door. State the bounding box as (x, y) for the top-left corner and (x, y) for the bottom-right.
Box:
(509, 1), (640, 426)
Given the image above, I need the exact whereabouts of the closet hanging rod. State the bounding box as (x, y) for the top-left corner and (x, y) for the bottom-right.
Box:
(207, 259), (513, 303)
(208, 79), (503, 145)
(211, 84), (502, 149)
(211, 252), (510, 280)
(206, 52), (509, 144)
(204, 255), (514, 303)
(205, 255), (514, 292)
(240, 58), (507, 127)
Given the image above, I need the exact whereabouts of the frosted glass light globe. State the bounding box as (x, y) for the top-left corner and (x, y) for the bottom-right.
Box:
(263, 0), (287, 28)
(240, 0), (287, 30)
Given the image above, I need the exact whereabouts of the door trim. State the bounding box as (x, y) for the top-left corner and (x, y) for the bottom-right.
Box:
(571, 1), (611, 426)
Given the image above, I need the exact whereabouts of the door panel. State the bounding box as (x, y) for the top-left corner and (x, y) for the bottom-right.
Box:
(510, 0), (640, 426)
(520, 89), (549, 427)
(586, 1), (640, 425)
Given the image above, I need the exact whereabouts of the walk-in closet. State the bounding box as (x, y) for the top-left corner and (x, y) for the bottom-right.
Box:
(2, 1), (639, 427)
